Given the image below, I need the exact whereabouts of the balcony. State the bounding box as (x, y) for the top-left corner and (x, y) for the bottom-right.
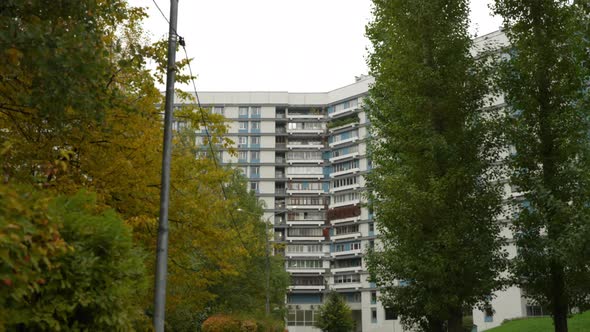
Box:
(275, 157), (286, 164)
(329, 199), (361, 209)
(275, 127), (287, 134)
(332, 282), (362, 290)
(329, 152), (359, 163)
(331, 232), (362, 242)
(331, 248), (362, 257)
(286, 251), (325, 258)
(275, 172), (286, 179)
(287, 219), (324, 226)
(289, 285), (326, 291)
(286, 203), (325, 210)
(330, 184), (361, 193)
(330, 216), (360, 225)
(275, 188), (286, 195)
(330, 168), (360, 178)
(287, 188), (324, 195)
(328, 104), (361, 119)
(286, 235), (324, 242)
(288, 173), (324, 180)
(287, 112), (324, 120)
(329, 136), (359, 148)
(287, 158), (323, 164)
(287, 142), (324, 149)
(287, 128), (324, 135)
(286, 267), (325, 274)
(331, 266), (362, 274)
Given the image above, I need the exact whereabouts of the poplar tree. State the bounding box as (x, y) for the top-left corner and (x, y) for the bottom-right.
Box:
(365, 1), (506, 331)
(493, 1), (590, 331)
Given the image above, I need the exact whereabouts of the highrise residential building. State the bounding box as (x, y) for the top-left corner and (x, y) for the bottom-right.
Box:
(176, 31), (543, 332)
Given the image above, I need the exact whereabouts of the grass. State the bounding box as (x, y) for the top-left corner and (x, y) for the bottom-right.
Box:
(485, 311), (590, 332)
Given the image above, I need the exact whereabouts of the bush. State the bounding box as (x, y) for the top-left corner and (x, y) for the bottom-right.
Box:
(2, 189), (146, 331)
(202, 314), (285, 332)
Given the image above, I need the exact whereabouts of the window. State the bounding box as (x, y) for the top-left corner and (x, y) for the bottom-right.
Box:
(369, 222), (374, 232)
(249, 182), (258, 191)
(385, 308), (398, 320)
(239, 107), (248, 116)
(286, 166), (323, 175)
(238, 136), (248, 146)
(287, 309), (317, 326)
(332, 160), (359, 173)
(251, 106), (261, 116)
(250, 151), (260, 161)
(238, 151), (248, 161)
(286, 260), (322, 269)
(250, 166), (260, 177)
(333, 226), (360, 237)
(251, 121), (260, 130)
(212, 106), (224, 115)
(371, 291), (377, 304)
(288, 228), (322, 237)
(333, 274), (360, 284)
(287, 244), (323, 253)
(239, 121), (248, 130)
(333, 258), (361, 269)
(332, 176), (358, 189)
(287, 151), (323, 160)
(371, 308), (377, 323)
(332, 192), (360, 204)
(484, 306), (494, 322)
(251, 136), (261, 145)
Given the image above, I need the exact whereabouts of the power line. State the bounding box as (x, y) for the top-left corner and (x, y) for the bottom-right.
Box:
(149, 0), (253, 255)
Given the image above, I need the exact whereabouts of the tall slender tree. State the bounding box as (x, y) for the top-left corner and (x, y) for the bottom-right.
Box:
(365, 1), (506, 331)
(493, 1), (590, 331)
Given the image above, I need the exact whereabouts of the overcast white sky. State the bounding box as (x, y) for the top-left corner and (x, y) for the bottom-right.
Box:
(128, 0), (503, 92)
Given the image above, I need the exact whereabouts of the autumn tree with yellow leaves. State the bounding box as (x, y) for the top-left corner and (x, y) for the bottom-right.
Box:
(0, 0), (288, 330)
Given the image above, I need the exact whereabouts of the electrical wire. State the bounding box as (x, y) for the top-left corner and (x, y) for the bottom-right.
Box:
(150, 0), (252, 254)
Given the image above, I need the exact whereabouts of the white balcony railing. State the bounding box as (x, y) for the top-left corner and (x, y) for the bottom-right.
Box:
(330, 184), (361, 193)
(329, 137), (359, 148)
(332, 282), (362, 290)
(289, 285), (326, 291)
(329, 199), (361, 209)
(329, 216), (360, 225)
(330, 168), (360, 178)
(331, 248), (362, 257)
(331, 232), (362, 242)
(329, 152), (359, 163)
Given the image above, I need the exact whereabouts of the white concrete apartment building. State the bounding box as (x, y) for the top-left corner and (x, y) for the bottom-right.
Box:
(177, 31), (546, 332)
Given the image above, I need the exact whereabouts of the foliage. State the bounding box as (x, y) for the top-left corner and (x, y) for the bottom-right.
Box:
(326, 115), (360, 129)
(492, 1), (590, 331)
(485, 311), (590, 332)
(314, 291), (355, 332)
(201, 314), (284, 332)
(2, 189), (146, 331)
(0, 184), (68, 330)
(365, 0), (507, 331)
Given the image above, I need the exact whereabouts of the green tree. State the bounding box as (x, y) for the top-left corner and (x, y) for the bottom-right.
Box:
(2, 188), (146, 331)
(314, 292), (354, 332)
(365, 0), (506, 331)
(493, 1), (590, 331)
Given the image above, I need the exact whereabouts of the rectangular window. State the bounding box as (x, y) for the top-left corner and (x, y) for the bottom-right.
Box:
(249, 182), (258, 191)
(212, 106), (224, 115)
(287, 228), (323, 237)
(238, 136), (248, 146)
(251, 136), (261, 145)
(371, 291), (377, 304)
(251, 121), (261, 130)
(251, 106), (261, 116)
(238, 151), (248, 161)
(239, 107), (249, 116)
(239, 121), (248, 130)
(286, 260), (323, 269)
(250, 166), (260, 176)
(251, 151), (260, 161)
(371, 308), (377, 323)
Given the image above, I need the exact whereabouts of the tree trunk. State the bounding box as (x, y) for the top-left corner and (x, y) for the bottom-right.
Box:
(551, 263), (569, 332)
(447, 308), (464, 332)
